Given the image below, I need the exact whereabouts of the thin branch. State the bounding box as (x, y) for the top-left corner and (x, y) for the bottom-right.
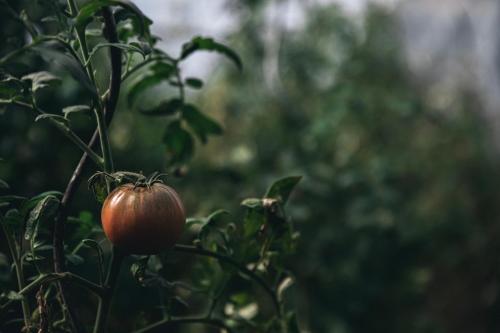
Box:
(1, 221), (31, 329)
(173, 244), (281, 314)
(93, 247), (125, 333)
(132, 317), (234, 333)
(18, 272), (105, 297)
(121, 55), (172, 82)
(6, 100), (104, 166)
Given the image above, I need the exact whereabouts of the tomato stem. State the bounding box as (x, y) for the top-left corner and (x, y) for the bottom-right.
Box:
(93, 247), (125, 333)
(1, 222), (31, 330)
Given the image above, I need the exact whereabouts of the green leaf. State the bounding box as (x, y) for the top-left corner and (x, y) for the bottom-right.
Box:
(88, 173), (108, 203)
(35, 113), (69, 125)
(21, 71), (60, 92)
(163, 121), (194, 164)
(182, 104), (223, 143)
(243, 209), (265, 238)
(264, 176), (302, 204)
(138, 98), (182, 117)
(5, 290), (23, 301)
(32, 41), (96, 96)
(0, 74), (26, 99)
(185, 77), (203, 89)
(66, 253), (84, 266)
(76, 0), (152, 35)
(181, 36), (242, 70)
(127, 61), (175, 106)
(63, 105), (91, 118)
(241, 198), (263, 209)
(24, 195), (60, 240)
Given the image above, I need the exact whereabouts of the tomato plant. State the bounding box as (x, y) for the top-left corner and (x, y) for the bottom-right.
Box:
(0, 1), (301, 332)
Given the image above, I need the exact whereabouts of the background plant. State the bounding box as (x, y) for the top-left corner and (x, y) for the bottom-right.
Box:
(0, 1), (302, 332)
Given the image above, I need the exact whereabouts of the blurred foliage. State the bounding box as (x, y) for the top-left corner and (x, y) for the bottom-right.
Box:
(181, 2), (500, 333)
(2, 0), (500, 333)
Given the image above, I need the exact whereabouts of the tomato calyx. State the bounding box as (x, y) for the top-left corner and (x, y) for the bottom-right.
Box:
(88, 171), (169, 200)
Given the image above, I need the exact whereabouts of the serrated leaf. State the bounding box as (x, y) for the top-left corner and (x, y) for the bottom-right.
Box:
(163, 121), (194, 164)
(185, 77), (203, 89)
(63, 105), (91, 118)
(181, 36), (242, 70)
(264, 176), (302, 204)
(182, 104), (222, 143)
(138, 98), (182, 117)
(127, 61), (175, 106)
(21, 71), (60, 92)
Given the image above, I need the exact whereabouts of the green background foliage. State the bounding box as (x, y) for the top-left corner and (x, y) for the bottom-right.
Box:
(2, 0), (500, 333)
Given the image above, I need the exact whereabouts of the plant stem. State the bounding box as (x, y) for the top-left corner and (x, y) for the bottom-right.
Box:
(1, 222), (31, 329)
(132, 317), (234, 333)
(94, 108), (114, 172)
(173, 244), (281, 315)
(93, 247), (125, 333)
(68, 0), (115, 175)
(16, 272), (105, 297)
(51, 3), (123, 333)
(6, 100), (104, 167)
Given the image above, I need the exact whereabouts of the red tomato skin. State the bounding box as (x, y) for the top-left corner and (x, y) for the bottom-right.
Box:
(101, 183), (185, 254)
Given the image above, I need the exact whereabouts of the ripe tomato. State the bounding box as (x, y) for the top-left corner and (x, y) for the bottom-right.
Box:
(101, 183), (185, 254)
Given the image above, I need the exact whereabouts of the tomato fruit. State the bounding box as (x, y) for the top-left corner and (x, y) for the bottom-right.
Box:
(101, 183), (185, 254)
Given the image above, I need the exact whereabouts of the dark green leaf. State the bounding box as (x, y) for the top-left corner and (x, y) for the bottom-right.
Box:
(0, 74), (26, 99)
(63, 105), (91, 118)
(32, 41), (96, 96)
(163, 121), (194, 164)
(182, 104), (222, 143)
(76, 0), (152, 36)
(127, 61), (175, 106)
(5, 290), (23, 301)
(88, 173), (108, 203)
(138, 98), (182, 117)
(24, 195), (60, 240)
(66, 253), (84, 265)
(264, 176), (302, 204)
(21, 71), (60, 92)
(185, 77), (203, 89)
(130, 41), (152, 56)
(181, 36), (242, 70)
(243, 209), (265, 238)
